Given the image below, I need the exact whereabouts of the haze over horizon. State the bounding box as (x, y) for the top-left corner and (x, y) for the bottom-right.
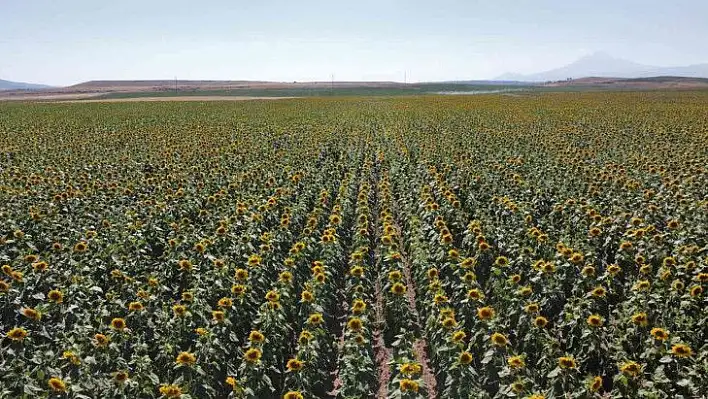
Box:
(2, 0), (708, 86)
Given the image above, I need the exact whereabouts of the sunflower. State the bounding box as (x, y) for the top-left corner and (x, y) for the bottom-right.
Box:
(128, 301), (144, 312)
(400, 362), (422, 375)
(234, 268), (249, 281)
(495, 256), (509, 267)
(459, 351), (473, 364)
(667, 219), (680, 229)
(517, 286), (532, 296)
(630, 312), (648, 327)
(587, 314), (603, 327)
(7, 327), (28, 341)
(388, 270), (402, 282)
(351, 299), (366, 314)
(477, 306), (495, 320)
(511, 380), (525, 393)
(159, 384), (183, 398)
(21, 307), (42, 321)
(247, 254), (261, 267)
(113, 371), (129, 384)
(286, 358), (304, 371)
(509, 274), (523, 283)
(607, 264), (621, 276)
(249, 330), (265, 343)
(212, 310), (225, 322)
(347, 317), (363, 332)
(48, 377), (67, 392)
(400, 378), (420, 392)
(307, 313), (324, 326)
(533, 316), (548, 328)
(526, 393), (545, 399)
(491, 332), (509, 347)
(94, 333), (110, 347)
(581, 265), (596, 277)
(73, 242), (88, 252)
(0, 280), (10, 292)
(176, 351), (196, 366)
(671, 344), (692, 358)
(558, 356), (577, 369)
(451, 330), (466, 344)
(689, 285), (703, 297)
(225, 376), (239, 390)
(283, 391), (304, 399)
(619, 241), (633, 251)
(508, 355), (525, 369)
(467, 288), (484, 301)
(244, 348), (262, 363)
(231, 284), (246, 296)
(590, 286), (606, 297)
(173, 304), (187, 317)
(31, 261), (48, 272)
(442, 317), (458, 329)
(619, 361), (641, 377)
(391, 282), (407, 295)
(195, 327), (208, 336)
(524, 303), (540, 314)
(265, 290), (280, 302)
(218, 297), (233, 308)
(178, 259), (193, 271)
(570, 252), (584, 264)
(650, 327), (669, 341)
(588, 376), (603, 392)
(462, 272), (477, 283)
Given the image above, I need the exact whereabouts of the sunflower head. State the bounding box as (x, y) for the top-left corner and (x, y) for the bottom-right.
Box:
(558, 356), (577, 369)
(619, 361), (641, 377)
(589, 376), (603, 392)
(671, 344), (693, 358)
(477, 306), (495, 320)
(587, 314), (603, 327)
(176, 351), (196, 366)
(286, 358), (304, 371)
(650, 327), (669, 341)
(508, 355), (525, 369)
(283, 391), (304, 399)
(7, 327), (28, 341)
(244, 348), (262, 363)
(399, 378), (420, 392)
(491, 332), (509, 347)
(48, 377), (67, 392)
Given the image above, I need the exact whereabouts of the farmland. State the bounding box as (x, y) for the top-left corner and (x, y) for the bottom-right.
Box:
(0, 92), (706, 399)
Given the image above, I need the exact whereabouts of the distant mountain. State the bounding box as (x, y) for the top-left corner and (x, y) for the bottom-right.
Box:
(496, 52), (708, 82)
(0, 79), (54, 91)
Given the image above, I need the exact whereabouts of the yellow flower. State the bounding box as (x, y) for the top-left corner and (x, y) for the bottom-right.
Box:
(589, 376), (603, 392)
(459, 351), (473, 364)
(110, 318), (126, 331)
(48, 377), (67, 392)
(244, 348), (262, 363)
(630, 312), (648, 327)
(587, 314), (603, 327)
(21, 307), (42, 321)
(619, 361), (641, 377)
(451, 330), (466, 344)
(175, 351), (196, 366)
(558, 356), (577, 369)
(283, 391), (304, 399)
(113, 370), (129, 384)
(128, 301), (144, 312)
(650, 327), (669, 341)
(590, 286), (606, 297)
(218, 297), (233, 308)
(508, 355), (525, 369)
(490, 332), (509, 347)
(533, 316), (548, 328)
(495, 256), (509, 267)
(212, 310), (225, 322)
(467, 288), (484, 300)
(671, 344), (692, 358)
(234, 268), (249, 281)
(391, 282), (407, 295)
(265, 290), (280, 302)
(286, 358), (304, 371)
(225, 376), (239, 390)
(94, 333), (110, 347)
(351, 299), (366, 314)
(173, 304), (187, 317)
(399, 378), (420, 392)
(249, 330), (265, 343)
(195, 327), (209, 336)
(7, 327), (28, 341)
(307, 313), (324, 325)
(689, 285), (703, 297)
(347, 317), (364, 332)
(477, 306), (495, 320)
(159, 384), (183, 398)
(399, 362), (422, 376)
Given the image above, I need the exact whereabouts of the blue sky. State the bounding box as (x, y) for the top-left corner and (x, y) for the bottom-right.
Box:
(2, 0), (707, 85)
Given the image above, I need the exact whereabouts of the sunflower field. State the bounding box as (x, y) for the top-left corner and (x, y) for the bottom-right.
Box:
(0, 92), (706, 399)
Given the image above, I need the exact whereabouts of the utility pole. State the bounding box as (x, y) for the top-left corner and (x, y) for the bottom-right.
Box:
(174, 76), (178, 92)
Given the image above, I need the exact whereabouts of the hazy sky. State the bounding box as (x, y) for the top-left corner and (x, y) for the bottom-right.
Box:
(2, 0), (708, 85)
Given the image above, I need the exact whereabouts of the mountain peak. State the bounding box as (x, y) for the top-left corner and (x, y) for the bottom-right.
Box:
(495, 53), (708, 82)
